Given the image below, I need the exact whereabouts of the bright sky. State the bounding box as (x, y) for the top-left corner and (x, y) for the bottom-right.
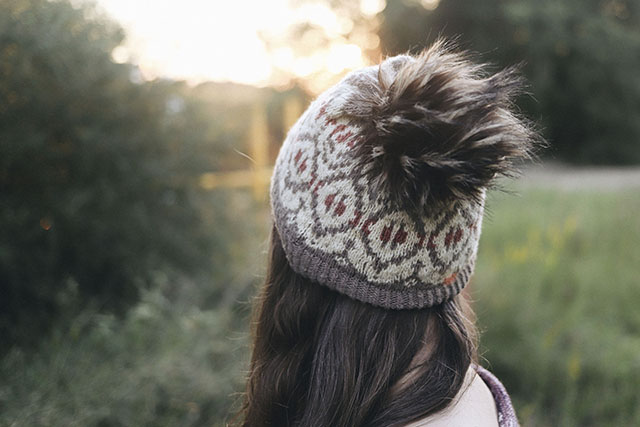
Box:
(96, 0), (388, 88)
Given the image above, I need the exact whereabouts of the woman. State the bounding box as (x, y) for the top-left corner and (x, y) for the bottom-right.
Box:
(236, 39), (541, 427)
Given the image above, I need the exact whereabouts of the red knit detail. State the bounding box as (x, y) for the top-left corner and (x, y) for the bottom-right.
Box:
(298, 159), (307, 173)
(336, 131), (353, 144)
(330, 124), (347, 138)
(444, 227), (464, 248)
(334, 200), (346, 216)
(361, 218), (377, 235)
(417, 232), (426, 248)
(349, 210), (363, 227)
(324, 193), (336, 211)
(453, 227), (463, 244)
(393, 227), (408, 244)
(427, 233), (436, 250)
(346, 135), (361, 148)
(308, 172), (317, 187)
(443, 272), (457, 285)
(444, 229), (454, 247)
(316, 104), (327, 119)
(294, 149), (303, 164)
(380, 224), (393, 243)
(312, 180), (324, 194)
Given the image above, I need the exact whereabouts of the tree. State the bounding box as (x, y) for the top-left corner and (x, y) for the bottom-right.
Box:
(378, 0), (640, 164)
(0, 0), (228, 347)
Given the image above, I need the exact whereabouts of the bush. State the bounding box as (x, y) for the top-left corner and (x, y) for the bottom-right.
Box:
(0, 0), (228, 347)
(0, 287), (251, 427)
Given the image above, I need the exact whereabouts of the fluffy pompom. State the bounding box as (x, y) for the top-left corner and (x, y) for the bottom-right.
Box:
(342, 39), (544, 212)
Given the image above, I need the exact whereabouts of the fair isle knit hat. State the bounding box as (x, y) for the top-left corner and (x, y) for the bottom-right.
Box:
(270, 40), (539, 309)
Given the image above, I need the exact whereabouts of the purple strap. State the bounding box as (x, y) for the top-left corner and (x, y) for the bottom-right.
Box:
(474, 365), (520, 427)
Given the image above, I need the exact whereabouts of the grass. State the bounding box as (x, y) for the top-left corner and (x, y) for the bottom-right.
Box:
(1, 186), (638, 426)
(0, 289), (251, 426)
(474, 187), (640, 426)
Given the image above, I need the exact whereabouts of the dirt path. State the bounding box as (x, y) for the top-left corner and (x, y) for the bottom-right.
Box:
(517, 163), (640, 190)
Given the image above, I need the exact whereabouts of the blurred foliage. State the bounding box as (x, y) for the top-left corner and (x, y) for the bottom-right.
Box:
(0, 0), (261, 348)
(378, 0), (640, 164)
(0, 287), (251, 426)
(475, 187), (640, 426)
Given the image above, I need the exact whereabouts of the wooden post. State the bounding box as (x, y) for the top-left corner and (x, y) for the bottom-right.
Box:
(199, 95), (304, 200)
(283, 95), (303, 133)
(250, 102), (269, 201)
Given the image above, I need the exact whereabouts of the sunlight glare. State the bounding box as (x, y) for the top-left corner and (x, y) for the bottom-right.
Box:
(97, 0), (375, 87)
(360, 0), (386, 16)
(421, 0), (441, 11)
(98, 0), (287, 85)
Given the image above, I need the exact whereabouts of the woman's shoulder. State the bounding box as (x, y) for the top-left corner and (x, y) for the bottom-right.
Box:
(405, 365), (518, 427)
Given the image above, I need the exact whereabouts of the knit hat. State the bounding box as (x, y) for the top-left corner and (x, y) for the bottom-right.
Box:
(270, 40), (539, 309)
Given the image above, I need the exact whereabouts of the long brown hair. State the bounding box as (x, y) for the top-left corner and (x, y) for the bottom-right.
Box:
(235, 226), (478, 427)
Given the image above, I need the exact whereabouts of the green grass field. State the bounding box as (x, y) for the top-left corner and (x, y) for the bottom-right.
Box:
(475, 187), (640, 426)
(1, 186), (638, 426)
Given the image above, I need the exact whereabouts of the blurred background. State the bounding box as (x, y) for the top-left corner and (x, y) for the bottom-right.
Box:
(1, 0), (639, 425)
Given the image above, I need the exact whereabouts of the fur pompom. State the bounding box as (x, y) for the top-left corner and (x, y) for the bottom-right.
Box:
(342, 39), (544, 212)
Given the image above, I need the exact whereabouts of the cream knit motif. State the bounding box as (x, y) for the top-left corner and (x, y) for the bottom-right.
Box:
(271, 56), (485, 309)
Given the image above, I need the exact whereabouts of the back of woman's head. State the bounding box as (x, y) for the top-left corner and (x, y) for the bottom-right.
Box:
(241, 227), (477, 427)
(236, 39), (541, 427)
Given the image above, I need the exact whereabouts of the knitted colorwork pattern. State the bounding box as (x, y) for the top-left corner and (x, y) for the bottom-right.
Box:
(270, 56), (484, 309)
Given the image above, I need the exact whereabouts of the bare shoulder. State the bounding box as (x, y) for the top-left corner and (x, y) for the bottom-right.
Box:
(405, 366), (499, 427)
